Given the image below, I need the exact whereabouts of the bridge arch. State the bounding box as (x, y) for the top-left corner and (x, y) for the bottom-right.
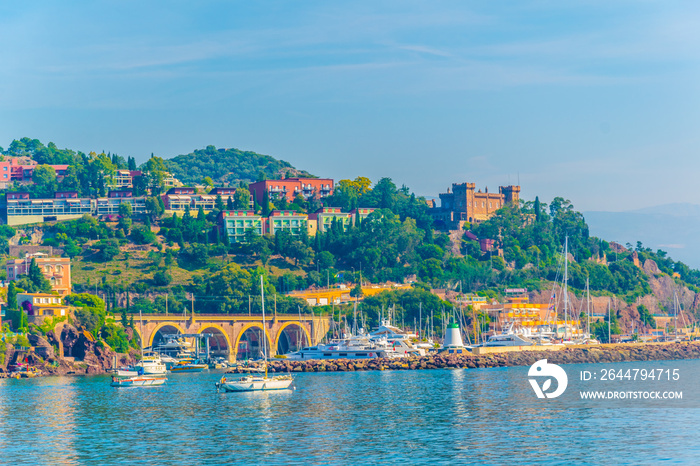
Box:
(234, 323), (274, 359)
(275, 321), (312, 354)
(132, 326), (143, 347)
(148, 322), (186, 347)
(197, 324), (233, 356)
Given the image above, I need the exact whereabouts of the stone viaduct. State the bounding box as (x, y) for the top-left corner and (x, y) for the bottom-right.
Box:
(131, 313), (332, 362)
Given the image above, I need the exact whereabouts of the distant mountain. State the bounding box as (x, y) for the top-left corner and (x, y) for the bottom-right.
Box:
(630, 203), (700, 217)
(163, 145), (315, 186)
(584, 203), (700, 269)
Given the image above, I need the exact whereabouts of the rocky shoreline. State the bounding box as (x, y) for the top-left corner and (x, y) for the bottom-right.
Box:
(255, 342), (700, 374)
(1, 324), (138, 378)
(5, 341), (700, 379)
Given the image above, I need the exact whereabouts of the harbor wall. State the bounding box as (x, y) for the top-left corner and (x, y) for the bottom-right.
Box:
(265, 342), (700, 373)
(470, 344), (564, 355)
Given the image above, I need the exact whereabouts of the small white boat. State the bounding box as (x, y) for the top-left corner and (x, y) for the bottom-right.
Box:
(216, 374), (293, 392)
(217, 276), (294, 393)
(135, 352), (167, 375)
(110, 375), (167, 387)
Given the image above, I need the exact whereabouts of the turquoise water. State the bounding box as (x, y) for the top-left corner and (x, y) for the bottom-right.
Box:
(1, 359), (699, 465)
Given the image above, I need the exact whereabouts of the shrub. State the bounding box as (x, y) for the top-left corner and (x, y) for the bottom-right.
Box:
(153, 271), (172, 287)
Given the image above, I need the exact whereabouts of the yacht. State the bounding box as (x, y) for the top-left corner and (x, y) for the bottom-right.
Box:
(368, 320), (428, 356)
(284, 334), (391, 360)
(480, 322), (536, 347)
(483, 333), (535, 347)
(135, 351), (167, 375)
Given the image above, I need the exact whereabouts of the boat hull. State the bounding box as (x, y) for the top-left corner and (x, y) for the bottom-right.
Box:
(218, 376), (293, 392)
(111, 376), (167, 387)
(170, 365), (207, 373)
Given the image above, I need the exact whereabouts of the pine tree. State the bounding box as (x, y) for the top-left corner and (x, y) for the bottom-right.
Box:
(226, 196), (234, 210)
(262, 191), (271, 216)
(7, 281), (17, 310)
(28, 258), (52, 293)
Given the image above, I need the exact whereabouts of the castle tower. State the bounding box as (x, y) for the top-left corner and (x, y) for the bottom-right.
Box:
(500, 185), (521, 205)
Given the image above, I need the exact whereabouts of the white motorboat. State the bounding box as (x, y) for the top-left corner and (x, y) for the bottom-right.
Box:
(135, 351), (167, 375)
(368, 320), (427, 356)
(158, 354), (179, 370)
(482, 322), (536, 347)
(110, 375), (167, 387)
(283, 330), (395, 360)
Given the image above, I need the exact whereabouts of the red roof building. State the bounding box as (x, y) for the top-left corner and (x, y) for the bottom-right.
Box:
(248, 178), (333, 205)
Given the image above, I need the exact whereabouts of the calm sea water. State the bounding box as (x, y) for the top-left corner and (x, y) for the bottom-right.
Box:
(1, 359), (700, 465)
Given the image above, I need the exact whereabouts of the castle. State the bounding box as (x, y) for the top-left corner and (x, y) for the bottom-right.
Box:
(431, 182), (520, 230)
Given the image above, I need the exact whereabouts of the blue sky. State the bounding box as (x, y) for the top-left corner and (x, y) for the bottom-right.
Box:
(2, 1), (700, 212)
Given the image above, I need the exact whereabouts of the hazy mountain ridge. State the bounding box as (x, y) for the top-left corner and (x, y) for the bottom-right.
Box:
(585, 203), (700, 269)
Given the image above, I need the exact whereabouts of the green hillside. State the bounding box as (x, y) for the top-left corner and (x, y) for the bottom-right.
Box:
(163, 145), (315, 186)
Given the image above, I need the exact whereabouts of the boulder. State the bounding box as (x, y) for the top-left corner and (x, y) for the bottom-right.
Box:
(60, 325), (81, 358)
(28, 334), (55, 359)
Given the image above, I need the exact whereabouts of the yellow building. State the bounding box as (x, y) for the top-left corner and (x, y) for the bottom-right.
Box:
(287, 283), (412, 306)
(17, 293), (68, 318)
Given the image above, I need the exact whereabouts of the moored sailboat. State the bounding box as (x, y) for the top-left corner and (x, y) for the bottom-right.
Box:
(216, 276), (293, 393)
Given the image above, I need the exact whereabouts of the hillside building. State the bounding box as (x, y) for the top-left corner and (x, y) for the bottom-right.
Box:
(0, 158), (69, 189)
(431, 182), (520, 230)
(6, 253), (72, 296)
(308, 207), (352, 233)
(248, 178), (333, 205)
(5, 192), (94, 226)
(17, 293), (68, 319)
(219, 211), (265, 243)
(268, 210), (308, 237)
(96, 190), (148, 217)
(112, 170), (143, 189)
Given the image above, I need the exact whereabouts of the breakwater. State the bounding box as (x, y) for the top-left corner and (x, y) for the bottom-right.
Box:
(258, 342), (700, 373)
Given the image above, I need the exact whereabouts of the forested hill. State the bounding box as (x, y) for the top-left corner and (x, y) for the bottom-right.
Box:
(163, 145), (315, 186)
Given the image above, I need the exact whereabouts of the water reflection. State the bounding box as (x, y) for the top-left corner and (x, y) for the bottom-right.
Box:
(1, 361), (700, 464)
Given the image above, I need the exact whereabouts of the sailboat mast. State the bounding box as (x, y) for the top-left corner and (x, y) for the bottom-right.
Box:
(608, 298), (612, 343)
(139, 309), (144, 358)
(564, 236), (569, 341)
(586, 277), (590, 338)
(261, 275), (267, 377)
(674, 290), (678, 341)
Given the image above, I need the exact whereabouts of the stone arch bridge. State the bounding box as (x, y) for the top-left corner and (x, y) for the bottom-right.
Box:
(132, 313), (331, 362)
